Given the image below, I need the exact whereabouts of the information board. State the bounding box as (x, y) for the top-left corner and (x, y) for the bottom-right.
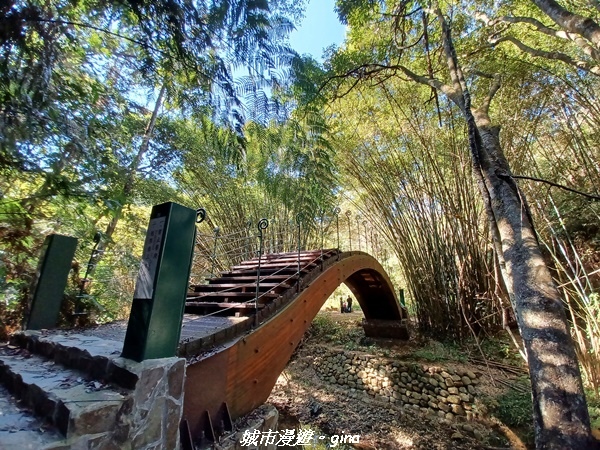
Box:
(133, 216), (166, 299)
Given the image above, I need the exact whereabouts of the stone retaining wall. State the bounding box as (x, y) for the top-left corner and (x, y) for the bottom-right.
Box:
(114, 357), (186, 450)
(313, 350), (480, 420)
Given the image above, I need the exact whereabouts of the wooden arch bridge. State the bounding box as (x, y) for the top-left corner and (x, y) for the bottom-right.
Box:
(0, 205), (409, 449)
(179, 249), (408, 443)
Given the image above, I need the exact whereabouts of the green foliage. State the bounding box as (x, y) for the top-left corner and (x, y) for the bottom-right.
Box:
(586, 389), (600, 429)
(491, 381), (534, 447)
(412, 340), (468, 363)
(478, 337), (525, 366)
(308, 314), (345, 340)
(307, 314), (364, 350)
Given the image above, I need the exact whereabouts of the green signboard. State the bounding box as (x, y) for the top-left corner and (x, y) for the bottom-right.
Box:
(122, 202), (197, 361)
(27, 234), (78, 330)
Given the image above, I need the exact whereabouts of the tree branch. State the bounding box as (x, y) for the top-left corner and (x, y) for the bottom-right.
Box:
(512, 175), (600, 200)
(318, 62), (461, 106)
(492, 35), (600, 76)
(476, 12), (600, 62)
(478, 74), (502, 116)
(531, 0), (600, 50)
(28, 18), (157, 52)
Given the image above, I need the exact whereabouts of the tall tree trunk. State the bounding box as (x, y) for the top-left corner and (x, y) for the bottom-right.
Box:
(433, 6), (594, 448)
(474, 121), (594, 449)
(80, 83), (166, 293)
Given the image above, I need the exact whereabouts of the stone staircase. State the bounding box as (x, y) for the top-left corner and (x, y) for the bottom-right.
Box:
(0, 331), (185, 449)
(0, 383), (62, 449)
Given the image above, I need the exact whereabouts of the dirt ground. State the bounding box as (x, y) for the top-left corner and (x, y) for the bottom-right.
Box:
(266, 311), (525, 450)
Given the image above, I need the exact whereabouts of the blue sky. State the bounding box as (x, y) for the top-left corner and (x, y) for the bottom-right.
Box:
(288, 0), (346, 62)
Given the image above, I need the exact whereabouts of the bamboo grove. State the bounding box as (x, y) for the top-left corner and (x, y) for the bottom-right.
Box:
(3, 0), (600, 446)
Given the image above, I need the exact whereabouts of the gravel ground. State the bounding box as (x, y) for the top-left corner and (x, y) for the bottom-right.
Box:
(266, 315), (517, 449)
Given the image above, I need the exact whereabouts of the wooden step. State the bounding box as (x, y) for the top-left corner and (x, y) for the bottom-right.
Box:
(191, 282), (290, 293)
(210, 274), (297, 282)
(234, 256), (322, 266)
(185, 302), (265, 310)
(186, 292), (279, 303)
(231, 262), (317, 272)
(226, 267), (303, 276)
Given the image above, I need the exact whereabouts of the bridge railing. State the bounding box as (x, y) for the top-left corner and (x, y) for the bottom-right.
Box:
(188, 208), (392, 287)
(184, 251), (330, 326)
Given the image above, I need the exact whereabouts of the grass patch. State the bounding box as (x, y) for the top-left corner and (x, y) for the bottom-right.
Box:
(412, 340), (467, 363)
(586, 389), (600, 429)
(478, 337), (525, 366)
(308, 314), (364, 349)
(484, 380), (534, 448)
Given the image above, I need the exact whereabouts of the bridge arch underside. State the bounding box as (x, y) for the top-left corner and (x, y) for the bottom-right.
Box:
(344, 267), (403, 319)
(183, 252), (408, 440)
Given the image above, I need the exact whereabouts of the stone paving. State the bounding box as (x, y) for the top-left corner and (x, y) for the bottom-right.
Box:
(0, 314), (249, 449)
(0, 332), (187, 449)
(30, 314), (248, 353)
(0, 384), (61, 449)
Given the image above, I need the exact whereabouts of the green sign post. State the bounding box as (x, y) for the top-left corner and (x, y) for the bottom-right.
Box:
(121, 202), (197, 361)
(27, 234), (78, 330)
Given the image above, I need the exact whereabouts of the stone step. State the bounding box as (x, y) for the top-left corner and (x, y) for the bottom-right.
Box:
(9, 331), (138, 390)
(0, 384), (65, 449)
(0, 344), (131, 440)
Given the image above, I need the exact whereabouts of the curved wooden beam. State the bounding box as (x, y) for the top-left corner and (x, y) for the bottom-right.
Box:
(183, 252), (407, 439)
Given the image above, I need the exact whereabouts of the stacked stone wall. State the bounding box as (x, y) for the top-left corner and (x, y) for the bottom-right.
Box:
(313, 350), (480, 420)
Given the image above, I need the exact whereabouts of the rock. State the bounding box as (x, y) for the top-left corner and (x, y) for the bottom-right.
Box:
(441, 371), (451, 379)
(447, 395), (461, 405)
(462, 376), (472, 386)
(439, 389), (449, 397)
(447, 387), (459, 395)
(462, 424), (474, 434)
(459, 393), (471, 403)
(466, 370), (476, 379)
(445, 378), (454, 387)
(451, 404), (465, 416)
(438, 402), (450, 412)
(467, 384), (476, 395)
(428, 378), (439, 387)
(451, 432), (464, 440)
